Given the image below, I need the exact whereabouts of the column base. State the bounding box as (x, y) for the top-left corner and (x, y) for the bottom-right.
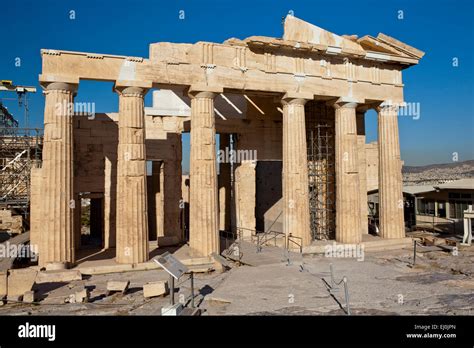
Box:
(45, 262), (71, 271)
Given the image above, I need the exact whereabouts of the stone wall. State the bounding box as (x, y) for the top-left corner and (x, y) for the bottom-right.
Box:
(366, 142), (379, 192)
(30, 112), (185, 252)
(0, 209), (22, 234)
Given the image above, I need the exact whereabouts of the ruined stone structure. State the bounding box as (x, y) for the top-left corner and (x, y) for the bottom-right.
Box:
(31, 16), (423, 268)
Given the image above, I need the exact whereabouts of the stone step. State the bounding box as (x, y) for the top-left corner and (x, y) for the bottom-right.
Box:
(222, 240), (301, 267)
(302, 237), (413, 255)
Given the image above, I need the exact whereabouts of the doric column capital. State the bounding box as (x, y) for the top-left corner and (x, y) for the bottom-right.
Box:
(188, 84), (223, 99)
(376, 100), (404, 113)
(281, 91), (313, 106)
(114, 80), (152, 97)
(39, 74), (79, 96)
(329, 97), (362, 110)
(42, 82), (78, 93)
(116, 86), (148, 97)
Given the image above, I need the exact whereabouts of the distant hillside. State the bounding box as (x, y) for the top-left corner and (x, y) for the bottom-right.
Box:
(403, 160), (474, 173)
(402, 160), (474, 185)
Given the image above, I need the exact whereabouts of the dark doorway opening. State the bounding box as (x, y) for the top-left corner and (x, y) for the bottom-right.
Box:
(81, 196), (104, 248)
(256, 161), (282, 233)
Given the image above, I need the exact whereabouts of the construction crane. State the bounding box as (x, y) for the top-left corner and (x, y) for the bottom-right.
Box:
(0, 80), (36, 134)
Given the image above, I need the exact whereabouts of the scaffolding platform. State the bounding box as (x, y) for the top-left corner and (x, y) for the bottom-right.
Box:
(0, 127), (43, 228)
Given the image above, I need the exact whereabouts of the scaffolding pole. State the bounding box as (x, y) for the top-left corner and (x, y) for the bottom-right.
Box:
(306, 102), (336, 240)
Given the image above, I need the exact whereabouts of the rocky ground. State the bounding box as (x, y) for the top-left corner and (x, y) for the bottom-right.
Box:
(0, 246), (472, 316)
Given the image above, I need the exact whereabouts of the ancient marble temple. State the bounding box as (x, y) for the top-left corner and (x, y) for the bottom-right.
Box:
(30, 15), (424, 269)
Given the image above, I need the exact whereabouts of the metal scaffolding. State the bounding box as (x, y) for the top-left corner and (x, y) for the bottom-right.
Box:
(0, 127), (43, 223)
(306, 102), (336, 240)
(0, 102), (19, 130)
(0, 81), (40, 228)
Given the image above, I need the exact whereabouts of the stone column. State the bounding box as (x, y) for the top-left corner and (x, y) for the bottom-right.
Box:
(39, 79), (78, 269)
(356, 109), (368, 234)
(73, 193), (82, 250)
(234, 160), (256, 240)
(151, 161), (164, 240)
(188, 86), (221, 257)
(29, 167), (42, 254)
(218, 134), (232, 231)
(333, 100), (362, 244)
(115, 81), (151, 264)
(163, 134), (183, 244)
(377, 102), (405, 239)
(103, 154), (117, 249)
(282, 92), (312, 248)
(229, 135), (239, 237)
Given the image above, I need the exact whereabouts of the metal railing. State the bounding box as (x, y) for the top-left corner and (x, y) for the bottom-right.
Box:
(220, 229), (243, 264)
(222, 226), (304, 265)
(233, 227), (257, 242)
(256, 230), (285, 252)
(329, 263), (351, 315)
(264, 210), (282, 234)
(287, 234), (303, 253)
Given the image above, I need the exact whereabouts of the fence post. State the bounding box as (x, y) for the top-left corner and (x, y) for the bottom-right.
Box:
(343, 277), (350, 315)
(413, 240), (417, 266)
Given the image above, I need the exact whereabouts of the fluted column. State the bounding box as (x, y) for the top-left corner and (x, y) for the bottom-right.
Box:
(163, 134), (183, 243)
(234, 160), (256, 240)
(39, 81), (77, 269)
(333, 100), (362, 244)
(188, 87), (220, 257)
(356, 108), (368, 234)
(29, 167), (42, 253)
(377, 102), (405, 239)
(151, 161), (164, 239)
(282, 93), (312, 248)
(218, 134), (232, 231)
(103, 154), (117, 249)
(115, 83), (150, 264)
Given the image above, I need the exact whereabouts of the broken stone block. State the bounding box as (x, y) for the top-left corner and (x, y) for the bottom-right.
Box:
(161, 303), (183, 316)
(106, 280), (129, 295)
(23, 290), (36, 303)
(64, 294), (76, 304)
(35, 269), (82, 284)
(7, 268), (37, 298)
(143, 281), (169, 298)
(211, 252), (230, 273)
(7, 294), (23, 302)
(74, 288), (90, 303)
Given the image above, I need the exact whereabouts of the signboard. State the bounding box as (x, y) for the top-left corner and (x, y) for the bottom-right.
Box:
(153, 252), (188, 279)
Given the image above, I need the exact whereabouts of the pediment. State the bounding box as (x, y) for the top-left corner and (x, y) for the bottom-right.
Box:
(358, 35), (411, 57)
(283, 15), (366, 56)
(283, 15), (424, 62)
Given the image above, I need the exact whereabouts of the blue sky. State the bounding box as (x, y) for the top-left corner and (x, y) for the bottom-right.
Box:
(1, 0), (473, 167)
